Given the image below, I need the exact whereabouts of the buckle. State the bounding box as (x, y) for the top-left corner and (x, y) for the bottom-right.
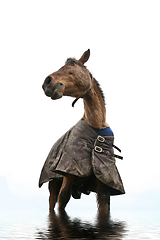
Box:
(94, 146), (103, 153)
(97, 135), (105, 143)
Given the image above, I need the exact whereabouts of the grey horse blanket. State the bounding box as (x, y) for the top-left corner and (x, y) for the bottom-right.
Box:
(39, 119), (125, 197)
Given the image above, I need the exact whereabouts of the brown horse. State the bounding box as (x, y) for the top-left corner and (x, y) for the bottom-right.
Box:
(40, 49), (124, 214)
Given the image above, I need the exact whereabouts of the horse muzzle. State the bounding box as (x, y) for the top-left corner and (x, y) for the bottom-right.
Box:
(42, 76), (64, 100)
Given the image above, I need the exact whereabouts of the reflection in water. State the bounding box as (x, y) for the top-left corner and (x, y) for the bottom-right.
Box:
(36, 211), (127, 239)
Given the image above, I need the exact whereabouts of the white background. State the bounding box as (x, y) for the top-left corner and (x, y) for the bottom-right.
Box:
(0, 0), (160, 211)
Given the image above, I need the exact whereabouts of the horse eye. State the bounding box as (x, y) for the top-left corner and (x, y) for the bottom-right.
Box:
(69, 60), (76, 66)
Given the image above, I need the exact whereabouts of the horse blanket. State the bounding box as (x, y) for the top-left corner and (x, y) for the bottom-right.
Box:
(39, 119), (125, 197)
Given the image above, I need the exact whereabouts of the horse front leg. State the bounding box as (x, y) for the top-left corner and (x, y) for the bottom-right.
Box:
(48, 179), (61, 212)
(58, 174), (74, 212)
(96, 179), (110, 215)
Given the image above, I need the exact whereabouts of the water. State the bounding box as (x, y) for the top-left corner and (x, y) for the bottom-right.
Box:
(0, 207), (160, 239)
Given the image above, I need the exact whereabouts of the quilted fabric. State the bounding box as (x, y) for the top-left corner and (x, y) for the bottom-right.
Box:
(39, 119), (125, 197)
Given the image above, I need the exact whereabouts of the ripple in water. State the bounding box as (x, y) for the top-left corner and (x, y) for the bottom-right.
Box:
(35, 211), (127, 239)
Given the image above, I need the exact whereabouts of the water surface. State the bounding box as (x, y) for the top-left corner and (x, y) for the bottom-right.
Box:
(1, 208), (160, 239)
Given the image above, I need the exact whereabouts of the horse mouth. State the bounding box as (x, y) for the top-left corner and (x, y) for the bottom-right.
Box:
(51, 88), (63, 100)
(43, 83), (64, 100)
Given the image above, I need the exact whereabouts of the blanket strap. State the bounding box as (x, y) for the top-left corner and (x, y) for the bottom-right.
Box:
(113, 144), (121, 153)
(94, 145), (123, 160)
(97, 135), (121, 152)
(68, 140), (123, 160)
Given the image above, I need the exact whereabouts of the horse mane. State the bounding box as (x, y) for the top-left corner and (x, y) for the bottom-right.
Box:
(91, 74), (106, 104)
(65, 58), (74, 63)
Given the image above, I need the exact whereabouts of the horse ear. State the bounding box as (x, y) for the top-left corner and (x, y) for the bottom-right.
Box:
(79, 49), (90, 64)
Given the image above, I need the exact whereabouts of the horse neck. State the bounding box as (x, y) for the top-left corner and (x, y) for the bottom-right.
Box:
(82, 79), (108, 129)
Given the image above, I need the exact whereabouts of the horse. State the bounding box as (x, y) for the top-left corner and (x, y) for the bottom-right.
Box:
(40, 49), (125, 214)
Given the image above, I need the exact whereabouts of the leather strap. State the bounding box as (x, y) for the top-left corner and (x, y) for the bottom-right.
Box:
(68, 140), (123, 160)
(72, 74), (94, 107)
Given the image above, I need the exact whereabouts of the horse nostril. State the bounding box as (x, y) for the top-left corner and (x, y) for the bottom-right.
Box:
(45, 76), (52, 86)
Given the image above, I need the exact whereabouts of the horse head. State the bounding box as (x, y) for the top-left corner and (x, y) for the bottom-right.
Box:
(42, 49), (92, 103)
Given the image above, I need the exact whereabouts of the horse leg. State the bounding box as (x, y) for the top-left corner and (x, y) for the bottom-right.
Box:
(58, 174), (74, 212)
(48, 179), (61, 212)
(96, 179), (110, 215)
